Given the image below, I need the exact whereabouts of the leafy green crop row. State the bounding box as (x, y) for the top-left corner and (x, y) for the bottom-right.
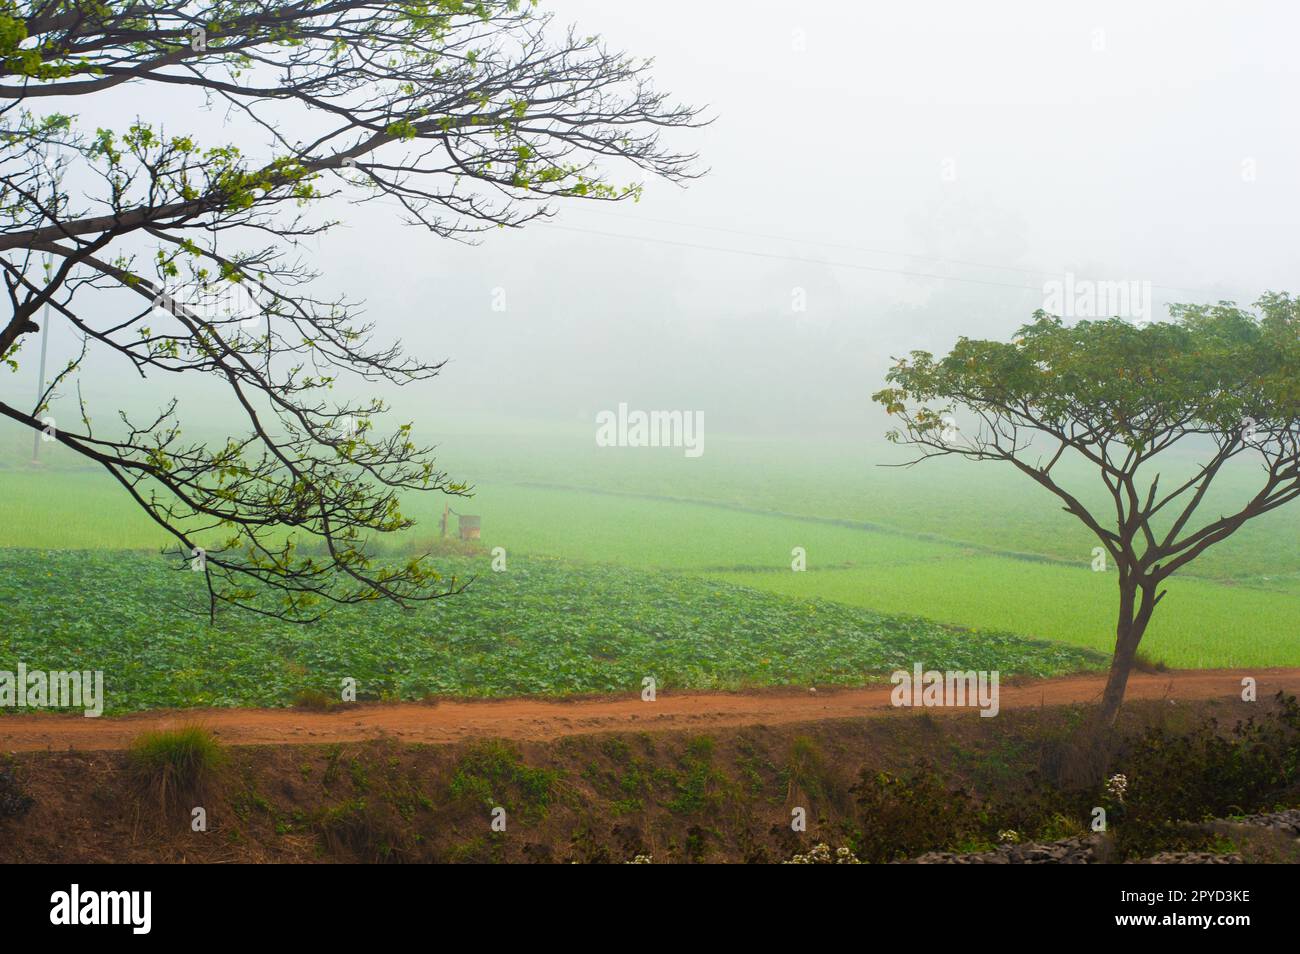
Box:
(0, 549), (1103, 713)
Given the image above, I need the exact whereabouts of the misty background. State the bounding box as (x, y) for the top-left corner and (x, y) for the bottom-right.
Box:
(6, 0), (1300, 448)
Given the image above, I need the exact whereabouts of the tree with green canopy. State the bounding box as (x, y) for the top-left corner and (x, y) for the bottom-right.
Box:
(873, 294), (1300, 725)
(0, 0), (703, 620)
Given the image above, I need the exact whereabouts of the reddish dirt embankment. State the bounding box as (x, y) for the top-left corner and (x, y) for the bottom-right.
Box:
(1, 668), (1295, 752)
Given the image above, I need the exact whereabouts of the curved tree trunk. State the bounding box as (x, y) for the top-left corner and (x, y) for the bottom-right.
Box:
(1098, 636), (1138, 727)
(1098, 579), (1157, 727)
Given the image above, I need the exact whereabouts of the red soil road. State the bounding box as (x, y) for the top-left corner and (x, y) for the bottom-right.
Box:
(0, 668), (1295, 753)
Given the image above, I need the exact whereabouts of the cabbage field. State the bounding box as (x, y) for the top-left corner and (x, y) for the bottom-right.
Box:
(2, 422), (1298, 715)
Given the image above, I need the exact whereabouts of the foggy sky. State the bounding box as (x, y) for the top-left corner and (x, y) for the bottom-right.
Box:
(8, 0), (1300, 443)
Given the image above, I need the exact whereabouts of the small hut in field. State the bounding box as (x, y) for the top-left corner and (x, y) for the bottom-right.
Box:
(440, 505), (481, 541)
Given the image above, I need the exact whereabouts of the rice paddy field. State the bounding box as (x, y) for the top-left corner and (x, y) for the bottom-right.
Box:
(2, 420), (1298, 712)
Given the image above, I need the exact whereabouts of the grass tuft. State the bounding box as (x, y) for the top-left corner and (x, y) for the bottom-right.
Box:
(291, 688), (337, 711)
(129, 726), (225, 810)
(1133, 651), (1169, 673)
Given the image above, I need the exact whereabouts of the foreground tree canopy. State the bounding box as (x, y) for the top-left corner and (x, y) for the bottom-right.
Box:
(0, 0), (702, 619)
(874, 295), (1300, 723)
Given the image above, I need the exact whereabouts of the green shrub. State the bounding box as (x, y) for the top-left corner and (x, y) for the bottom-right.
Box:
(667, 736), (729, 816)
(449, 740), (557, 819)
(781, 735), (826, 802)
(852, 766), (985, 862)
(0, 767), (34, 819)
(1110, 692), (1300, 857)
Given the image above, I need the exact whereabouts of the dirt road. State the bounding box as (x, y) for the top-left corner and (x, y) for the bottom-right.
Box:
(1, 668), (1294, 752)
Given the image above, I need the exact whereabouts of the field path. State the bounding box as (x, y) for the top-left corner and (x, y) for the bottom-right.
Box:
(1, 668), (1296, 752)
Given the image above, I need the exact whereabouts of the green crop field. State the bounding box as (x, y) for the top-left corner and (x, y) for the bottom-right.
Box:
(0, 548), (1101, 713)
(2, 420), (1298, 713)
(709, 565), (1295, 668)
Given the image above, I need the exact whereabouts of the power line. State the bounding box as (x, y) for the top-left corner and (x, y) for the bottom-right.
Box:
(361, 190), (1239, 301)
(538, 223), (1047, 292)
(573, 208), (1047, 278)
(556, 208), (1229, 299)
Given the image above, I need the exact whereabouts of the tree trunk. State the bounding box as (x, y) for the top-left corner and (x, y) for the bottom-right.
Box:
(1098, 637), (1137, 727)
(1097, 580), (1156, 727)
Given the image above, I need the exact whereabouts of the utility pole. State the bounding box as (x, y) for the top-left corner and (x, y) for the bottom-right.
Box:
(32, 152), (59, 463)
(31, 252), (51, 462)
